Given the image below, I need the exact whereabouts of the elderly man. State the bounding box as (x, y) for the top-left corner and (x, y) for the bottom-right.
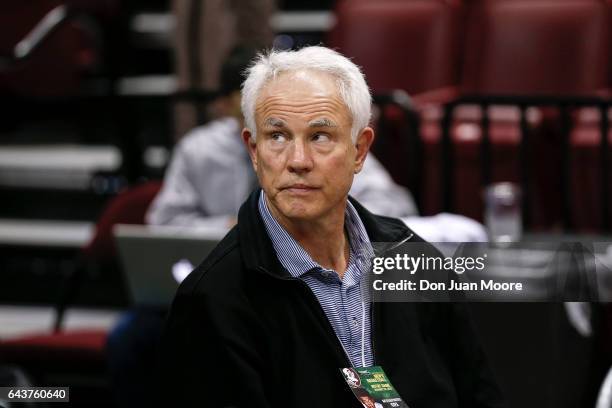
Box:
(147, 45), (418, 228)
(159, 46), (504, 408)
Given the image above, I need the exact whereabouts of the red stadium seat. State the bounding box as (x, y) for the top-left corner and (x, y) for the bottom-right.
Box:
(83, 180), (163, 261)
(461, 0), (609, 96)
(419, 0), (611, 230)
(0, 181), (162, 397)
(0, 1), (103, 97)
(328, 0), (464, 95)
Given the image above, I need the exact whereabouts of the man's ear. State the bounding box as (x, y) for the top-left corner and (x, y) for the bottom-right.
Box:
(354, 126), (375, 173)
(242, 128), (258, 171)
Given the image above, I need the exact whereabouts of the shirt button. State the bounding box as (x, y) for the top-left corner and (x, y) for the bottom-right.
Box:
(351, 317), (360, 328)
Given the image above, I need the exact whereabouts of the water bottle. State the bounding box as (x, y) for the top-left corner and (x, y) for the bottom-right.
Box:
(485, 182), (522, 246)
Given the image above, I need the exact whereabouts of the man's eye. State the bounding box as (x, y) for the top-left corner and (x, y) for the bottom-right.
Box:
(312, 133), (330, 143)
(271, 133), (286, 142)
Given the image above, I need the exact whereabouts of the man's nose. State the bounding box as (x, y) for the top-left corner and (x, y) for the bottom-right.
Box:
(287, 139), (313, 173)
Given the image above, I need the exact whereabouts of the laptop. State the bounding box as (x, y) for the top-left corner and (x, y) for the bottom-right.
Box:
(114, 224), (227, 307)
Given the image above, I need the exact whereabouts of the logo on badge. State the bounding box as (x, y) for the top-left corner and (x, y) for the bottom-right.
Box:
(342, 367), (361, 388)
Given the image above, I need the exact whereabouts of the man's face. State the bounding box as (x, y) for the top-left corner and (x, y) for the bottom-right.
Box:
(243, 69), (373, 224)
(358, 395), (376, 408)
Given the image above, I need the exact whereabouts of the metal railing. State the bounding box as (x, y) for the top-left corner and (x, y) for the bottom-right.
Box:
(440, 95), (611, 231)
(372, 91), (422, 206)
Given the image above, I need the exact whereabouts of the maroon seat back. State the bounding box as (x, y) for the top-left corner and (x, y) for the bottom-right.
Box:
(328, 0), (464, 95)
(0, 181), (161, 383)
(436, 0), (612, 229)
(82, 181), (162, 262)
(461, 0), (611, 96)
(0, 1), (108, 97)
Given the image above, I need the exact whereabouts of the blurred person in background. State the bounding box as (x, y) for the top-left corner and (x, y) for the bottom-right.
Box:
(172, 0), (276, 139)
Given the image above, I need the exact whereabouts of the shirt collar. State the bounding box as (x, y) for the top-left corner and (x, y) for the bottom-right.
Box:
(258, 190), (374, 279)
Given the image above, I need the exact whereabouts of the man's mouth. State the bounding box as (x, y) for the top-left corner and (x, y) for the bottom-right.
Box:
(282, 184), (318, 194)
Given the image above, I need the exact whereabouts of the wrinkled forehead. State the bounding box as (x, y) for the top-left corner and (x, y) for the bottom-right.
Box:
(256, 69), (342, 106)
(254, 69), (351, 124)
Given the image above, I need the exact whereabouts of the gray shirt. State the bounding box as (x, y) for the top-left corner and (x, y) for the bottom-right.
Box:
(146, 117), (418, 228)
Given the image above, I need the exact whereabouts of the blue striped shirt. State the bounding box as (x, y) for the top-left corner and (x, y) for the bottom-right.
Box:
(258, 191), (375, 368)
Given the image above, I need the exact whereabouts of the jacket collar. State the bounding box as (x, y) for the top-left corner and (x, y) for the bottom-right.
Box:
(237, 189), (417, 279)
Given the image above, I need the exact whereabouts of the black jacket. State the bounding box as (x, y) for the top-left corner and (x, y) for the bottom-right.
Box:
(159, 190), (506, 408)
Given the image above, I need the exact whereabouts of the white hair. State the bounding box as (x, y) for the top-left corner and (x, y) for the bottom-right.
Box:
(241, 46), (372, 141)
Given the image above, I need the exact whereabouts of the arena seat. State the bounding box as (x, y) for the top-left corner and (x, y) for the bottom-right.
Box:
(0, 181), (162, 401)
(419, 0), (611, 231)
(328, 0), (464, 95)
